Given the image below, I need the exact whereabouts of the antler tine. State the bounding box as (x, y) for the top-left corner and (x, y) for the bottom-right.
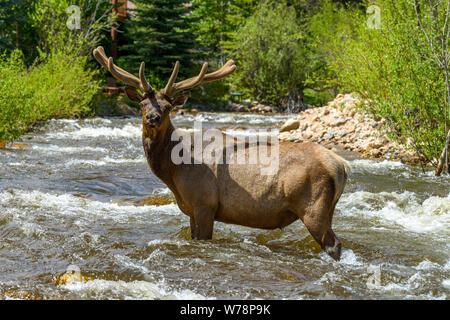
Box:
(93, 46), (153, 94)
(202, 60), (236, 83)
(139, 62), (153, 94)
(93, 46), (110, 70)
(107, 57), (142, 90)
(175, 62), (208, 89)
(94, 47), (135, 82)
(162, 61), (180, 97)
(164, 60), (236, 97)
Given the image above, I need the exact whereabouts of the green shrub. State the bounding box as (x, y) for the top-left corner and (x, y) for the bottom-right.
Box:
(28, 50), (98, 119)
(0, 50), (31, 141)
(303, 88), (334, 107)
(312, 0), (448, 164)
(0, 49), (99, 142)
(230, 1), (308, 108)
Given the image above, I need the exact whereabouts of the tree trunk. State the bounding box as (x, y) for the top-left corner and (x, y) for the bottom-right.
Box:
(435, 129), (450, 176)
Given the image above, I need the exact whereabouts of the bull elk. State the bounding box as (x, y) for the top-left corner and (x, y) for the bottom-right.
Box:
(93, 46), (351, 261)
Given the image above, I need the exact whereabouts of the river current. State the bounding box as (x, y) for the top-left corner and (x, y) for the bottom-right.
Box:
(0, 112), (448, 299)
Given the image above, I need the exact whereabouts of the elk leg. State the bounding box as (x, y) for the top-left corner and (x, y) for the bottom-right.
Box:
(191, 206), (215, 240)
(302, 210), (341, 261)
(189, 216), (196, 238)
(298, 190), (341, 261)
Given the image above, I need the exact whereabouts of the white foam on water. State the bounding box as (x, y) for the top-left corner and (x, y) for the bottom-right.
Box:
(224, 129), (278, 137)
(442, 279), (450, 289)
(82, 118), (112, 125)
(444, 260), (450, 271)
(46, 123), (141, 139)
(0, 189), (182, 223)
(339, 249), (364, 266)
(3, 162), (28, 167)
(349, 158), (445, 179)
(151, 187), (172, 195)
(349, 159), (406, 176)
(65, 156), (145, 167)
(48, 118), (112, 126)
(147, 239), (189, 247)
(318, 248), (364, 266)
(62, 278), (209, 300)
(379, 272), (448, 299)
(114, 254), (151, 274)
(415, 260), (443, 271)
(338, 191), (450, 233)
(32, 144), (108, 154)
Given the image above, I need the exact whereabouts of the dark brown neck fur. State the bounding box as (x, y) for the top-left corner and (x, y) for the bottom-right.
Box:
(142, 116), (177, 188)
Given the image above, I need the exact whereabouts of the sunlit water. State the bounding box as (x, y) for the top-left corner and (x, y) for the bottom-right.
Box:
(0, 112), (448, 300)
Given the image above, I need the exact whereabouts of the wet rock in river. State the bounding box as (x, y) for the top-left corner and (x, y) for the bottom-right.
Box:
(11, 143), (30, 149)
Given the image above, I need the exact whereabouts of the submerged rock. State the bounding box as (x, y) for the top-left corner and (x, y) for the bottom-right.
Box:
(11, 143), (30, 149)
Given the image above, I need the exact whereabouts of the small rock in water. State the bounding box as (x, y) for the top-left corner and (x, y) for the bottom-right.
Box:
(3, 290), (41, 300)
(54, 271), (92, 286)
(11, 143), (30, 149)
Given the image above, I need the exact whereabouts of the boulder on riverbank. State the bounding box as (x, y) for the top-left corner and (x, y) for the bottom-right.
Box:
(278, 94), (421, 164)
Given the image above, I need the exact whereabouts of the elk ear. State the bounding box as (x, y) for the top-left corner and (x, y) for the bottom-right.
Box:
(125, 87), (144, 102)
(171, 92), (191, 109)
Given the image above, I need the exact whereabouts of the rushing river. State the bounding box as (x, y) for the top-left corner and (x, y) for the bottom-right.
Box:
(0, 112), (449, 300)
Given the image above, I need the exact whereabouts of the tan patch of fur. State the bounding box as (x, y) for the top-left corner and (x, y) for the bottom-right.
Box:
(315, 146), (351, 205)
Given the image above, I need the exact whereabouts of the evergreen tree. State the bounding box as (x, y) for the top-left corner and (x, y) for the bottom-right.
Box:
(0, 0), (37, 63)
(118, 0), (195, 86)
(190, 0), (257, 63)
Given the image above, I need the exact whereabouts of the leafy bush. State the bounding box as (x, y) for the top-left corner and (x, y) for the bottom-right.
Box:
(312, 0), (448, 164)
(303, 88), (334, 107)
(0, 49), (99, 142)
(230, 1), (309, 108)
(30, 0), (114, 58)
(0, 50), (31, 141)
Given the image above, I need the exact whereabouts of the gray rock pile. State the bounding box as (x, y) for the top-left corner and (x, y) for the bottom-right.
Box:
(278, 94), (421, 164)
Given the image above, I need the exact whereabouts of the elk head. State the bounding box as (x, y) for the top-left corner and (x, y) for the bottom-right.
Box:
(93, 46), (236, 136)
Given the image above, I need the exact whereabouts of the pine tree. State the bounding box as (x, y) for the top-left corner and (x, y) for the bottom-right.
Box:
(0, 0), (36, 60)
(190, 0), (257, 63)
(118, 0), (195, 86)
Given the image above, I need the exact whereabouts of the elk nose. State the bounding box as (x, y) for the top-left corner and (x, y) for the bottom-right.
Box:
(146, 114), (160, 124)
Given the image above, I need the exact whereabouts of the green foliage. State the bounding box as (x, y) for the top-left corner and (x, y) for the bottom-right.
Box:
(191, 0), (257, 60)
(0, 0), (37, 64)
(230, 1), (309, 108)
(187, 0), (257, 103)
(303, 88), (334, 107)
(0, 49), (99, 142)
(30, 0), (115, 58)
(313, 0), (447, 163)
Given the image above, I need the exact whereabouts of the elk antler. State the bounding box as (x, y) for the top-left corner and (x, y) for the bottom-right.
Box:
(162, 60), (236, 97)
(93, 46), (153, 95)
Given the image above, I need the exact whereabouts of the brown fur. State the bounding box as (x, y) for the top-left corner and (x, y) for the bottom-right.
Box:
(136, 91), (350, 261)
(92, 49), (350, 260)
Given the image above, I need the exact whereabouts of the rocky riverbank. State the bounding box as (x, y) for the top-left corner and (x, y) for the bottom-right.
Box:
(278, 94), (421, 164)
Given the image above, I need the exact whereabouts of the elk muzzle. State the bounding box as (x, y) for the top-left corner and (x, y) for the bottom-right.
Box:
(146, 114), (161, 125)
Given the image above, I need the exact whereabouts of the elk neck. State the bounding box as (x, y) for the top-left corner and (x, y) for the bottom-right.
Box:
(142, 115), (178, 186)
